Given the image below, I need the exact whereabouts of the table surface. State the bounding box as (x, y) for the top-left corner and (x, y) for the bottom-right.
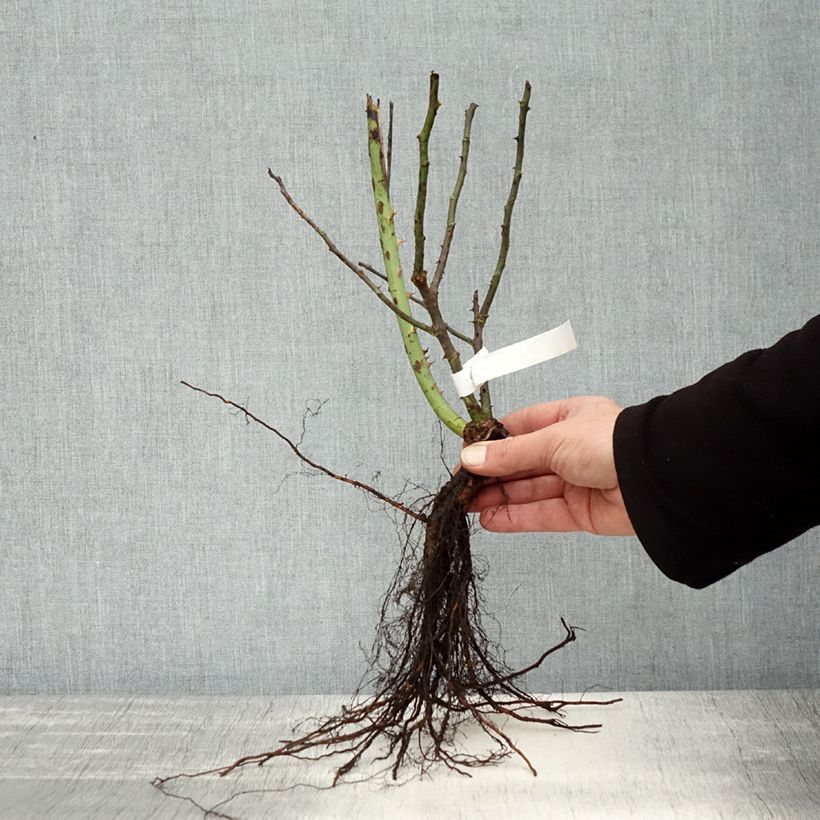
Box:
(0, 690), (818, 819)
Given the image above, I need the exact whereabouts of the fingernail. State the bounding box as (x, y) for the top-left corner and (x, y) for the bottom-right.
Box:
(461, 443), (487, 468)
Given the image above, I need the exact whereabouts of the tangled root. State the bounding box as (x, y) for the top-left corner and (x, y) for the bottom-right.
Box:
(154, 418), (620, 804)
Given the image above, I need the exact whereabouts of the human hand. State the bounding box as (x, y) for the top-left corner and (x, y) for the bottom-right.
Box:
(460, 396), (635, 536)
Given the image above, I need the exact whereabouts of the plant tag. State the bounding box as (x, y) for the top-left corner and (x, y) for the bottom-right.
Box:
(451, 321), (576, 397)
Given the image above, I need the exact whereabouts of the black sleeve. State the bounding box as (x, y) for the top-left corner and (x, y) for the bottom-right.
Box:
(612, 314), (820, 589)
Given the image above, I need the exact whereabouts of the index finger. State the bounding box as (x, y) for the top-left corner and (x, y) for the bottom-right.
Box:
(499, 398), (580, 436)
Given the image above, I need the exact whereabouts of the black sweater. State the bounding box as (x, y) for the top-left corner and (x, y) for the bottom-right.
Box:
(613, 314), (820, 589)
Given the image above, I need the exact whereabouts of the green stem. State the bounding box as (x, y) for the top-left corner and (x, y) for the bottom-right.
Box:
(366, 96), (467, 437)
(478, 81), (531, 330)
(476, 80), (532, 416)
(413, 73), (440, 282)
(431, 103), (478, 290)
(409, 75), (486, 423)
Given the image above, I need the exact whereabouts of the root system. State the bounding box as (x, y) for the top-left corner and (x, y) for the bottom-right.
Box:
(154, 410), (620, 808)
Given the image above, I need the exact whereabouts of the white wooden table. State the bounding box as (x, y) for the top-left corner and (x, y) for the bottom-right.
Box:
(1, 691), (818, 818)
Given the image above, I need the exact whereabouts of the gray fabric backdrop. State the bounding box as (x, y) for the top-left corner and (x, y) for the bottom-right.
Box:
(2, 1), (818, 695)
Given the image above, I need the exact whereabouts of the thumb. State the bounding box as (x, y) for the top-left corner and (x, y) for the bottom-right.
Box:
(460, 426), (560, 477)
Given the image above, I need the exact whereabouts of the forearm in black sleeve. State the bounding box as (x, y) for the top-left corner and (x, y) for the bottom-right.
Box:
(613, 313), (820, 589)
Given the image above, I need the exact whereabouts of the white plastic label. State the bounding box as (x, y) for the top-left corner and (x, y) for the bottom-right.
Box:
(451, 321), (577, 397)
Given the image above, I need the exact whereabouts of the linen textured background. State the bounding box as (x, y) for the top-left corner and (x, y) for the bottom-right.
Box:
(2, 0), (818, 695)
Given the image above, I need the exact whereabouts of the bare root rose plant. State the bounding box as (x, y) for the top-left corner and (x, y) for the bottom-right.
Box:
(155, 73), (620, 814)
